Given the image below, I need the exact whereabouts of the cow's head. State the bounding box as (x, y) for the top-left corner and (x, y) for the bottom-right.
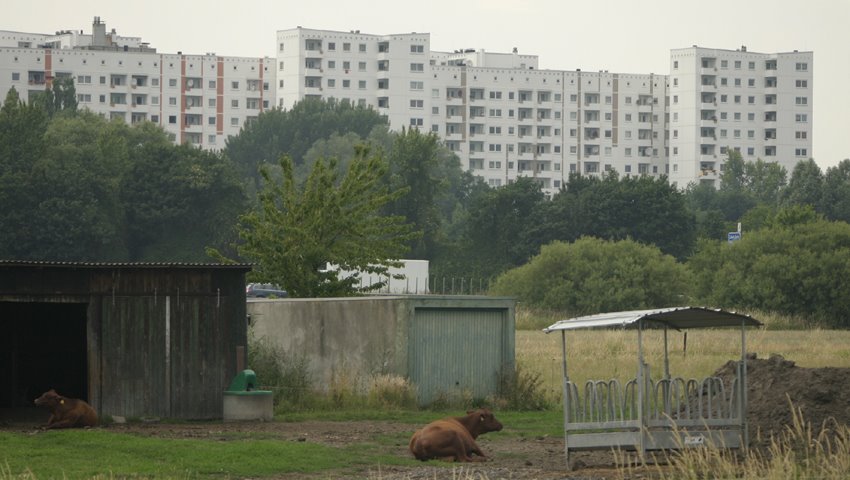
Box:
(34, 389), (63, 408)
(467, 408), (503, 435)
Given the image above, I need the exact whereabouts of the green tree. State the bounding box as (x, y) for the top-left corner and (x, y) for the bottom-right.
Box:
(688, 216), (850, 326)
(450, 177), (546, 278)
(782, 158), (823, 209)
(821, 160), (850, 223)
(223, 148), (417, 297)
(122, 141), (246, 261)
(538, 172), (696, 259)
(489, 237), (690, 314)
(385, 128), (453, 260)
(224, 98), (388, 195)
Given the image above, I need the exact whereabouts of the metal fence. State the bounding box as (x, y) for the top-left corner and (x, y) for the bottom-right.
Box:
(359, 276), (493, 295)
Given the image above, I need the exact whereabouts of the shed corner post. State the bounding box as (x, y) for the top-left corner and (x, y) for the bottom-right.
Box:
(560, 330), (571, 469)
(637, 320), (646, 461)
(741, 319), (749, 450)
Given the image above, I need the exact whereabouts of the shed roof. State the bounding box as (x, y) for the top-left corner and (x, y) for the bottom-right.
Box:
(0, 260), (252, 270)
(543, 306), (762, 333)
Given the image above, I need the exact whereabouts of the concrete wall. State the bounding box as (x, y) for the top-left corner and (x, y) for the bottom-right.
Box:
(247, 296), (411, 386)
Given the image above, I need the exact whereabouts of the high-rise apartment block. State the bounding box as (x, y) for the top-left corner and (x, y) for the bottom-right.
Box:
(0, 17), (274, 149)
(0, 20), (813, 191)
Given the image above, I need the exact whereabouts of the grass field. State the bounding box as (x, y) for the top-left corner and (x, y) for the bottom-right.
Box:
(517, 327), (850, 403)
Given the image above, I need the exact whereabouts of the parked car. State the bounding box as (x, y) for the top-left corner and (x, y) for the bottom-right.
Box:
(246, 283), (288, 298)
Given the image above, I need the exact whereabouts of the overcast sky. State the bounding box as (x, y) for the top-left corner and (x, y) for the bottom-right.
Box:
(7, 0), (848, 170)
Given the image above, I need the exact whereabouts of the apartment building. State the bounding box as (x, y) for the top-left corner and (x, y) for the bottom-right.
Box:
(667, 46), (813, 187)
(277, 27), (670, 193)
(0, 17), (274, 149)
(0, 20), (812, 191)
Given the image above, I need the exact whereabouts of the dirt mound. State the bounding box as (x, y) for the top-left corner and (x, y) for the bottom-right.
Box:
(714, 353), (850, 442)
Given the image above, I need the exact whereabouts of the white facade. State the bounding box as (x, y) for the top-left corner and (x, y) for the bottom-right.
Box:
(276, 27), (670, 193)
(0, 18), (274, 149)
(0, 20), (813, 190)
(668, 46), (813, 187)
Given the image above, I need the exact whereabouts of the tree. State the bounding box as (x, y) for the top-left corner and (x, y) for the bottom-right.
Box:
(224, 98), (388, 195)
(385, 128), (453, 260)
(222, 147), (418, 297)
(451, 177), (546, 278)
(122, 141), (246, 261)
(821, 160), (850, 223)
(489, 237), (690, 314)
(782, 158), (823, 209)
(539, 172), (697, 259)
(688, 216), (850, 326)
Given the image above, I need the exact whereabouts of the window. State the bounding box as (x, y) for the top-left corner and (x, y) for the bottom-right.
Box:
(720, 129), (727, 138)
(625, 113), (632, 122)
(359, 43), (366, 52)
(231, 81), (239, 89)
(748, 96), (755, 104)
(488, 109), (502, 117)
(796, 148), (808, 156)
(410, 81), (424, 90)
(570, 111), (578, 120)
(208, 116), (216, 125)
(410, 63), (424, 72)
(169, 78), (177, 87)
(489, 91), (502, 99)
(734, 78), (741, 87)
(748, 130), (755, 139)
(720, 60), (728, 68)
(796, 131), (808, 139)
(720, 112), (727, 120)
(168, 115), (176, 124)
(231, 99), (239, 108)
(328, 79), (336, 88)
(358, 80), (366, 89)
(796, 113), (808, 122)
(748, 113), (755, 121)
(605, 112), (612, 120)
(673, 78), (678, 86)
(734, 112), (741, 120)
(410, 44), (424, 53)
(343, 61), (351, 70)
(208, 98), (216, 107)
(151, 96), (159, 105)
(489, 126), (501, 134)
(734, 95), (741, 104)
(328, 42), (335, 51)
(605, 95), (612, 104)
(748, 61), (755, 70)
(673, 60), (679, 69)
(100, 76), (106, 84)
(410, 99), (423, 108)
(673, 95), (678, 104)
(488, 144), (502, 152)
(796, 79), (808, 88)
(734, 129), (741, 138)
(343, 42), (351, 51)
(734, 60), (741, 69)
(625, 96), (632, 104)
(747, 147), (755, 156)
(569, 94), (577, 102)
(169, 97), (177, 106)
(343, 79), (350, 88)
(554, 93), (561, 101)
(796, 62), (808, 71)
(796, 97), (808, 105)
(231, 117), (239, 126)
(409, 118), (423, 126)
(358, 61), (366, 71)
(721, 78), (728, 86)
(720, 94), (728, 103)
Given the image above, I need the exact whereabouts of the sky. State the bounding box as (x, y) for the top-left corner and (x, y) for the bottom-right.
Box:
(6, 0), (849, 170)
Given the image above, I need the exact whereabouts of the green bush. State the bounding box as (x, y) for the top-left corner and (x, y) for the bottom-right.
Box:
(247, 335), (313, 409)
(490, 237), (690, 314)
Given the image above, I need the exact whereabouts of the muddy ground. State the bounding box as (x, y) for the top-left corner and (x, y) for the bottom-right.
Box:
(5, 354), (850, 479)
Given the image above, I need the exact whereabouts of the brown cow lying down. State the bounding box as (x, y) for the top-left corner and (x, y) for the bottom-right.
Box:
(34, 389), (98, 429)
(409, 408), (503, 462)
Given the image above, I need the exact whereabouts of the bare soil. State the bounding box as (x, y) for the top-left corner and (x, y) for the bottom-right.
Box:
(5, 354), (850, 479)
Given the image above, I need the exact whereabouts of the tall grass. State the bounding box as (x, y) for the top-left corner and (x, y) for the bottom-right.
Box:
(614, 400), (850, 479)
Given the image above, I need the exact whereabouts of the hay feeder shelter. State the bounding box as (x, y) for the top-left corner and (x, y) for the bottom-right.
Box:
(543, 307), (762, 469)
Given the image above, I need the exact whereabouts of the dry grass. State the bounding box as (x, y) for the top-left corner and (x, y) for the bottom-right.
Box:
(517, 328), (850, 401)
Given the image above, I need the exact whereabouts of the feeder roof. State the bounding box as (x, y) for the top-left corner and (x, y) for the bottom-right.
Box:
(543, 306), (762, 333)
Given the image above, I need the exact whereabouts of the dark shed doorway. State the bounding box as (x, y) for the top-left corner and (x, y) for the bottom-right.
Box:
(0, 301), (89, 408)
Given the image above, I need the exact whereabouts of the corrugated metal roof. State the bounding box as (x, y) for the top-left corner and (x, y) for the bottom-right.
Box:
(543, 306), (762, 333)
(0, 260), (253, 270)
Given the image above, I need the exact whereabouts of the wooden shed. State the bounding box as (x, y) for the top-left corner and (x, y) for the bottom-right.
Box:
(0, 260), (251, 420)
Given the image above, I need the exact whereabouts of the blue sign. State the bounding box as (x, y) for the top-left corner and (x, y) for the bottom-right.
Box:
(727, 231), (741, 243)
